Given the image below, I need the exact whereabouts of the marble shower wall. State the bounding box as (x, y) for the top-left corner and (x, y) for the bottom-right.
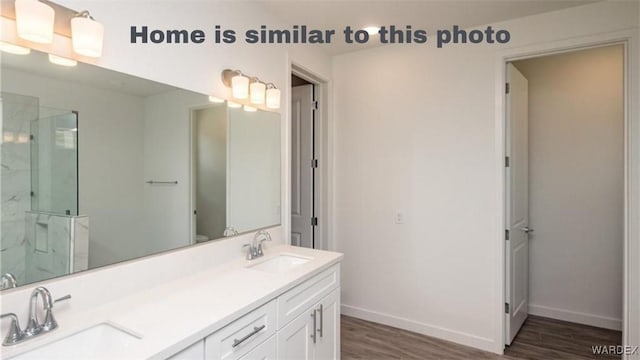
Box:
(1, 93), (38, 285)
(24, 213), (89, 284)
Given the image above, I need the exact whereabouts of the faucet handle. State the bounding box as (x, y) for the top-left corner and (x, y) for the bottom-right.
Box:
(1, 313), (25, 346)
(54, 294), (72, 304)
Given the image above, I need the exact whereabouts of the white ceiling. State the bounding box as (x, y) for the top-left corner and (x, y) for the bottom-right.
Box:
(260, 0), (598, 55)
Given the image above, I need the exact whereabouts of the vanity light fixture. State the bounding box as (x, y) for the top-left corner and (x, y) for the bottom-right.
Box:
(14, 0), (55, 44)
(70, 11), (104, 57)
(0, 41), (31, 55)
(48, 54), (77, 67)
(227, 101), (241, 108)
(221, 69), (281, 109)
(230, 71), (249, 99)
(265, 84), (281, 109)
(243, 105), (257, 112)
(208, 96), (224, 103)
(250, 80), (266, 105)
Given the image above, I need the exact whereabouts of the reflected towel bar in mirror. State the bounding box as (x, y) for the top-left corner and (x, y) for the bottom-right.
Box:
(145, 180), (178, 185)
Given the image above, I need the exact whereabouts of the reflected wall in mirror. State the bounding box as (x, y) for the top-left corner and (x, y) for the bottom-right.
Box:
(0, 49), (281, 289)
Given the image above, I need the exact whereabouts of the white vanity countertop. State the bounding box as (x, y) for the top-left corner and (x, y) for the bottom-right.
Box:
(0, 245), (343, 360)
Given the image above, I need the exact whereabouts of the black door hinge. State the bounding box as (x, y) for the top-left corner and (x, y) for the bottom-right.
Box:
(311, 159), (318, 168)
(505, 303), (510, 314)
(505, 229), (510, 240)
(311, 217), (318, 226)
(505, 82), (510, 94)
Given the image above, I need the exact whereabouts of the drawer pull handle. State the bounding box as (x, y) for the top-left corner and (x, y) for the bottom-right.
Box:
(317, 304), (324, 338)
(232, 324), (266, 348)
(310, 311), (317, 344)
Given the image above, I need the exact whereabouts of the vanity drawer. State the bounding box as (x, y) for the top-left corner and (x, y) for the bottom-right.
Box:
(205, 299), (276, 360)
(277, 264), (340, 329)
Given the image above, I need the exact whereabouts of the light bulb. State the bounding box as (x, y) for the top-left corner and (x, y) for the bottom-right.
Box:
(48, 54), (77, 67)
(250, 81), (266, 104)
(71, 15), (104, 57)
(0, 42), (31, 55)
(266, 87), (281, 109)
(208, 96), (224, 103)
(243, 105), (257, 112)
(227, 101), (241, 108)
(231, 74), (249, 99)
(15, 0), (55, 44)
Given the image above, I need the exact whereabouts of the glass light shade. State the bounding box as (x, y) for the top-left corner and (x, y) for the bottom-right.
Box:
(227, 101), (241, 108)
(15, 0), (55, 44)
(71, 16), (104, 58)
(208, 96), (224, 103)
(243, 105), (257, 112)
(48, 54), (77, 67)
(17, 133), (30, 143)
(3, 132), (15, 143)
(266, 88), (281, 109)
(231, 74), (249, 99)
(250, 82), (266, 104)
(0, 41), (31, 55)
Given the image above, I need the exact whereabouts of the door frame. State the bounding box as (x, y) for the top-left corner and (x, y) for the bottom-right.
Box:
(495, 29), (639, 354)
(287, 62), (331, 250)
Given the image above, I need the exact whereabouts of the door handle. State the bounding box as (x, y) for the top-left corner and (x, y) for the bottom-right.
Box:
(520, 227), (534, 233)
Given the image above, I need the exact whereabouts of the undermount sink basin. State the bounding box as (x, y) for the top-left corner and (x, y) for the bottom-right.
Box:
(249, 254), (311, 273)
(10, 323), (141, 360)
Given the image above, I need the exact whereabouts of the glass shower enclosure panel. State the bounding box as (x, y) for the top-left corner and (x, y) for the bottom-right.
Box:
(31, 108), (78, 216)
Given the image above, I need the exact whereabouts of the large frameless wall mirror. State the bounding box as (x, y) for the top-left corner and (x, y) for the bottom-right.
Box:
(0, 49), (281, 289)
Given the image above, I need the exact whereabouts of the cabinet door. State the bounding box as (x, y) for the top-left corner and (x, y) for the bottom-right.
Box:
(314, 288), (340, 360)
(277, 308), (315, 360)
(238, 334), (277, 360)
(167, 340), (205, 360)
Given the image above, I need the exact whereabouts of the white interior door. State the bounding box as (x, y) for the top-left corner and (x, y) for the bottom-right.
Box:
(291, 84), (314, 248)
(505, 63), (529, 345)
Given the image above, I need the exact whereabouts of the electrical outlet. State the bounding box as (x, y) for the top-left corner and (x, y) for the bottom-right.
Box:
(395, 211), (405, 224)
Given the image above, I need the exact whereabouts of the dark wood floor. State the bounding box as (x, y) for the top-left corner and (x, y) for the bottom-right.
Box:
(341, 315), (622, 360)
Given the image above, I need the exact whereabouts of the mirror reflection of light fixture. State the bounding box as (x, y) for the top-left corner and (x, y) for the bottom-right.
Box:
(208, 96), (224, 103)
(48, 54), (77, 67)
(250, 80), (266, 105)
(266, 84), (281, 109)
(14, 0), (55, 44)
(227, 101), (241, 108)
(221, 69), (281, 109)
(71, 11), (104, 58)
(0, 41), (31, 55)
(243, 105), (257, 112)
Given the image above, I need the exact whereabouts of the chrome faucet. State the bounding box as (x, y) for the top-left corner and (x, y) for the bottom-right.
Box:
(223, 227), (239, 237)
(242, 230), (272, 260)
(0, 287), (71, 346)
(1, 273), (18, 289)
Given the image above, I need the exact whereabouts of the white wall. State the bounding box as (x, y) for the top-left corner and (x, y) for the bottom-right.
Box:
(514, 46), (624, 330)
(1, 69), (146, 269)
(332, 1), (638, 353)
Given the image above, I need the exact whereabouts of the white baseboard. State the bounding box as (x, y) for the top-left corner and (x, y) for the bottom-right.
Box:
(341, 304), (498, 354)
(528, 303), (622, 331)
